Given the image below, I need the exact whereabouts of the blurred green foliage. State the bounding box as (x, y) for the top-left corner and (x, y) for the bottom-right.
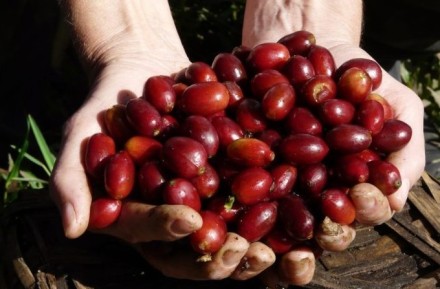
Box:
(401, 54), (440, 134)
(170, 0), (245, 63)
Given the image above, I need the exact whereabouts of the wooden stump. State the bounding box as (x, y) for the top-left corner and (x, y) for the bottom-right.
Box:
(1, 172), (439, 289)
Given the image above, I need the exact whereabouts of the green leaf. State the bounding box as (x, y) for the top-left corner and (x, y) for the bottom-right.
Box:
(27, 115), (56, 173)
(10, 145), (51, 176)
(4, 120), (30, 194)
(224, 195), (235, 211)
(14, 170), (48, 189)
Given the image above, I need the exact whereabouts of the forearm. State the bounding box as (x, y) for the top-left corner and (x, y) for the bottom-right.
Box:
(60, 0), (187, 71)
(243, 0), (363, 48)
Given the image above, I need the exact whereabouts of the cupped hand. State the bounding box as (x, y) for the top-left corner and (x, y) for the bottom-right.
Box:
(49, 57), (278, 281)
(254, 42), (426, 287)
(326, 42), (425, 213)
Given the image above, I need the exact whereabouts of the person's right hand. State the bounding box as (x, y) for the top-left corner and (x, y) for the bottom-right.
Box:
(50, 0), (277, 281)
(49, 56), (260, 279)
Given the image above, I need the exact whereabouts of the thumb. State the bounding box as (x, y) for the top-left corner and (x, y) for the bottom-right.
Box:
(50, 122), (93, 238)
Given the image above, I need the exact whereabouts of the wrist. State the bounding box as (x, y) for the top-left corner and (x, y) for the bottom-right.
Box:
(242, 0), (363, 48)
(61, 0), (188, 77)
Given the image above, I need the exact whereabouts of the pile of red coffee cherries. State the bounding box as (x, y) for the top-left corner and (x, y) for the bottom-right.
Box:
(83, 30), (412, 259)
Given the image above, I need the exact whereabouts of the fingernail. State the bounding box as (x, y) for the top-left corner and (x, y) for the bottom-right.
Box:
(356, 194), (376, 211)
(284, 256), (312, 277)
(62, 202), (78, 238)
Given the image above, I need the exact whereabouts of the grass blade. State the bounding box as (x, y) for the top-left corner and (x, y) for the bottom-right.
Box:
(10, 145), (51, 176)
(27, 115), (56, 173)
(4, 120), (30, 193)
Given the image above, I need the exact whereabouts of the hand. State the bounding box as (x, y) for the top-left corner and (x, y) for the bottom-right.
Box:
(326, 42), (425, 214)
(49, 58), (259, 279)
(241, 0), (425, 286)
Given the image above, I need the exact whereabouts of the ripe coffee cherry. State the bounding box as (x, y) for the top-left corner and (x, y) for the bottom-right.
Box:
(231, 45), (251, 62)
(190, 211), (227, 255)
(283, 55), (316, 88)
(321, 188), (356, 225)
(85, 133), (116, 179)
(231, 167), (273, 205)
(270, 164), (298, 199)
(235, 98), (268, 133)
(124, 136), (162, 165)
(89, 198), (122, 230)
(143, 75), (176, 114)
(162, 178), (202, 211)
(162, 136), (208, 178)
(246, 42), (290, 72)
(368, 160), (402, 195)
(210, 115), (244, 148)
(257, 129), (282, 149)
(178, 82), (229, 116)
(285, 107), (323, 136)
(365, 93), (395, 120)
(172, 82), (188, 98)
(137, 161), (166, 204)
(227, 138), (275, 167)
(279, 134), (329, 165)
(264, 227), (296, 254)
(104, 104), (134, 144)
(325, 124), (372, 154)
(301, 75), (337, 106)
(207, 195), (243, 223)
(372, 119), (412, 153)
(307, 45), (336, 77)
(237, 201), (278, 242)
(337, 67), (372, 104)
(298, 163), (328, 200)
(180, 115), (219, 158)
(211, 53), (247, 83)
(278, 195), (315, 241)
(104, 150), (135, 199)
(355, 149), (381, 163)
(223, 81), (245, 109)
(332, 154), (369, 186)
(278, 30), (316, 56)
(126, 98), (162, 137)
(185, 61), (218, 83)
(336, 58), (382, 90)
(262, 82), (296, 121)
(251, 69), (289, 98)
(355, 99), (385, 135)
(156, 114), (179, 140)
(319, 99), (356, 127)
(190, 163), (220, 199)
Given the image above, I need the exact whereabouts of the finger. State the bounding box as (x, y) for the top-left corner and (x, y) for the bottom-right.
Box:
(97, 202), (203, 243)
(49, 120), (94, 239)
(230, 241), (276, 280)
(138, 232), (249, 280)
(260, 246), (315, 287)
(349, 182), (393, 225)
(314, 217), (356, 252)
(386, 140), (425, 212)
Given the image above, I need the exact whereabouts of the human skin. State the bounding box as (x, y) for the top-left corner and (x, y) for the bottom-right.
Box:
(50, 0), (425, 287)
(51, 0), (271, 281)
(243, 0), (425, 286)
